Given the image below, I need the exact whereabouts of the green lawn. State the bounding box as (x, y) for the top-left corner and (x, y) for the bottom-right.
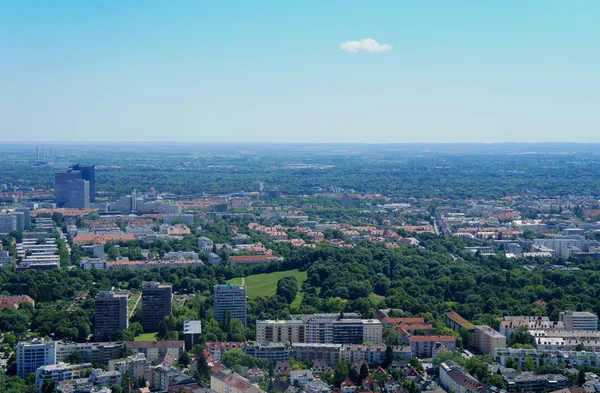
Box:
(369, 293), (386, 302)
(134, 332), (158, 341)
(229, 269), (307, 302)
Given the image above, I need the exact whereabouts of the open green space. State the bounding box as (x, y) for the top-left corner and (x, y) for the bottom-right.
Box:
(134, 332), (158, 341)
(229, 269), (307, 301)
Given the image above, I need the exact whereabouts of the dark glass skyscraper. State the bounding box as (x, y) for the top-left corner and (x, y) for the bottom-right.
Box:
(54, 163), (96, 206)
(70, 164), (96, 202)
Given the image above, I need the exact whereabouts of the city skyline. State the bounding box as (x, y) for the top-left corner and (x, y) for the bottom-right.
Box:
(1, 1), (599, 143)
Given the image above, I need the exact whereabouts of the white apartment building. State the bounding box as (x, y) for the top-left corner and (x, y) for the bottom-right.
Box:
(35, 362), (91, 391)
(17, 339), (57, 378)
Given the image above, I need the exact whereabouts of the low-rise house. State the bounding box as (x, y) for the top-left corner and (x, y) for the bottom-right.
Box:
(274, 360), (292, 376)
(340, 378), (357, 393)
(304, 380), (332, 393)
(247, 367), (265, 383)
(290, 370), (315, 387)
(124, 341), (185, 364)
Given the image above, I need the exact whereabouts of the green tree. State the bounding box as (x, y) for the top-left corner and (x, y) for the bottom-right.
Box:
(333, 360), (349, 386)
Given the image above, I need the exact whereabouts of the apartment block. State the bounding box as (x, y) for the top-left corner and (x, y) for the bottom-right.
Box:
(124, 340), (184, 363)
(16, 339), (57, 378)
(214, 284), (247, 327)
(211, 370), (266, 393)
(94, 291), (128, 341)
(35, 361), (92, 392)
(408, 335), (456, 358)
(559, 311), (599, 331)
(474, 325), (506, 355)
(141, 281), (173, 332)
(183, 320), (202, 351)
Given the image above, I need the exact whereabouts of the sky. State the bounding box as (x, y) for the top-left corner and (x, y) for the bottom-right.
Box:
(0, 0), (599, 143)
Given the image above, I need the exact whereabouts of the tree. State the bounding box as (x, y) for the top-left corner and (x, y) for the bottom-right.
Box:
(65, 351), (83, 364)
(179, 351), (191, 367)
(360, 362), (369, 381)
(333, 360), (349, 386)
(383, 345), (394, 367)
(41, 380), (56, 393)
(578, 368), (586, 387)
(524, 356), (535, 372)
(509, 326), (535, 347)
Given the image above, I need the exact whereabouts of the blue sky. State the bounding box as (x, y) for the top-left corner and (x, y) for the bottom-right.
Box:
(1, 0), (599, 143)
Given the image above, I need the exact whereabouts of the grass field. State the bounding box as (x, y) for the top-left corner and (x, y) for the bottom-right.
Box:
(229, 269), (307, 302)
(134, 332), (158, 341)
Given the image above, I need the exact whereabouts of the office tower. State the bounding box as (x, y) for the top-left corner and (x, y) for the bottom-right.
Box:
(253, 181), (264, 192)
(16, 207), (31, 230)
(55, 170), (82, 207)
(71, 164), (96, 202)
(54, 164), (96, 206)
(67, 179), (90, 208)
(214, 284), (247, 327)
(0, 213), (17, 234)
(94, 291), (128, 341)
(141, 282), (173, 332)
(16, 339), (57, 378)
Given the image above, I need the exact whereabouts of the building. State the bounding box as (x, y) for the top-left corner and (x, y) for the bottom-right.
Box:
(439, 361), (483, 393)
(289, 370), (314, 387)
(71, 164), (96, 202)
(304, 380), (331, 393)
(16, 207), (31, 230)
(183, 320), (202, 350)
(214, 284), (247, 327)
(94, 291), (128, 341)
(55, 169), (82, 207)
(141, 282), (173, 332)
(35, 361), (92, 392)
(444, 311), (475, 346)
(8, 211), (25, 232)
(256, 320), (306, 344)
(0, 213), (17, 234)
(254, 182), (264, 192)
(0, 250), (14, 268)
(124, 340), (185, 363)
(108, 353), (150, 380)
(243, 342), (290, 362)
(408, 336), (456, 359)
(57, 342), (123, 366)
(204, 342), (247, 362)
(67, 179), (90, 208)
(503, 373), (568, 393)
(257, 316), (382, 345)
(0, 294), (35, 310)
(474, 325), (506, 355)
(16, 339), (57, 378)
(342, 344), (411, 363)
(559, 311), (599, 331)
(211, 370), (266, 393)
(151, 363), (197, 392)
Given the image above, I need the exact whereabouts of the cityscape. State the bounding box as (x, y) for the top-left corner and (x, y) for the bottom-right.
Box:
(1, 143), (600, 393)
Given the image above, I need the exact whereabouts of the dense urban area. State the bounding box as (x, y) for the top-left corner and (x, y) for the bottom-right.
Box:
(2, 143), (600, 393)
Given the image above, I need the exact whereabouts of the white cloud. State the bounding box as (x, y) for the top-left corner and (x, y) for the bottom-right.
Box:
(339, 38), (392, 53)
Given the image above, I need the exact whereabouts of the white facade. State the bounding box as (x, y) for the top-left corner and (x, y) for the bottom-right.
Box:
(17, 340), (57, 378)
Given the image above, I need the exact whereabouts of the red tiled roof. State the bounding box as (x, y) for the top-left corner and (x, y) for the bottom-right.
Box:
(409, 335), (456, 341)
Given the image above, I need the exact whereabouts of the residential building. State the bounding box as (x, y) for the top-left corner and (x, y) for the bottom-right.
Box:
(214, 284), (247, 327)
(289, 370), (314, 387)
(16, 339), (57, 378)
(8, 211), (25, 231)
(124, 340), (184, 363)
(439, 361), (483, 393)
(408, 336), (456, 358)
(0, 213), (17, 234)
(244, 342), (290, 362)
(444, 311), (475, 346)
(204, 342), (247, 362)
(559, 311), (599, 331)
(151, 363), (197, 392)
(503, 373), (568, 393)
(141, 281), (173, 332)
(183, 320), (202, 350)
(304, 380), (331, 393)
(474, 325), (506, 355)
(0, 250), (14, 268)
(211, 370), (266, 393)
(0, 294), (35, 310)
(108, 353), (150, 380)
(57, 342), (123, 366)
(16, 207), (31, 230)
(256, 320), (305, 343)
(94, 291), (128, 341)
(35, 362), (92, 392)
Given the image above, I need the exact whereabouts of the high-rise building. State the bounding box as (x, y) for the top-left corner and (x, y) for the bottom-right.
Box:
(214, 284), (247, 327)
(141, 282), (173, 332)
(8, 211), (25, 232)
(70, 164), (96, 202)
(54, 164), (96, 206)
(94, 291), (128, 341)
(253, 181), (264, 192)
(67, 179), (90, 208)
(16, 207), (31, 230)
(55, 169), (82, 207)
(16, 339), (57, 378)
(183, 320), (202, 350)
(0, 213), (17, 235)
